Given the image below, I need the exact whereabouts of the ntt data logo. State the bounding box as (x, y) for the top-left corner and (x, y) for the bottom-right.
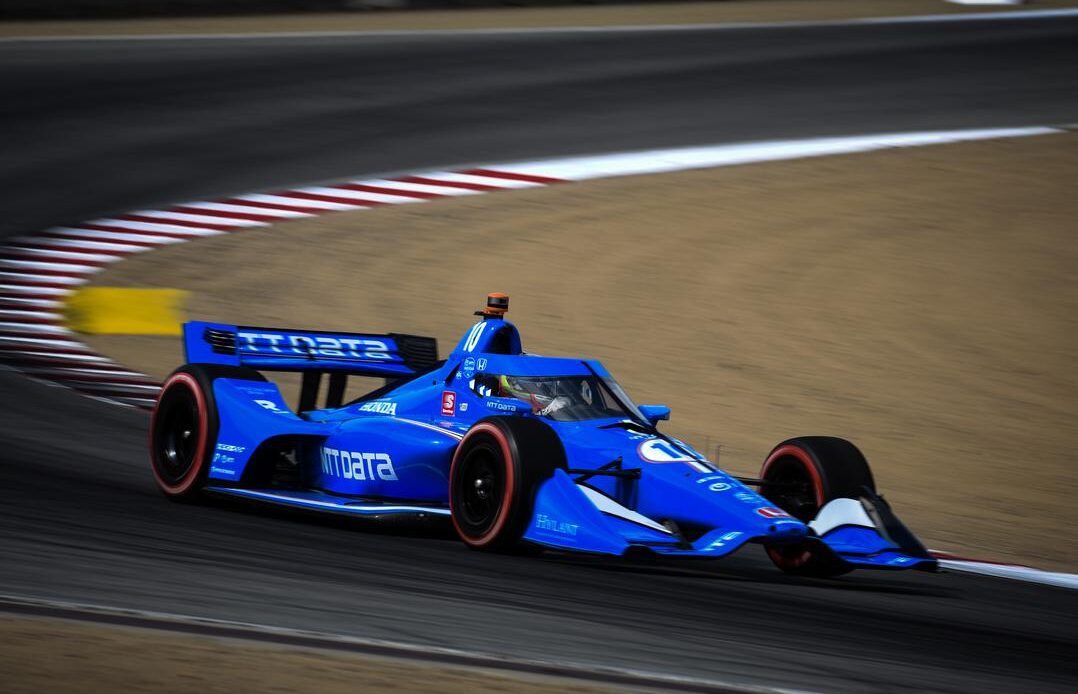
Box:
(321, 447), (398, 481)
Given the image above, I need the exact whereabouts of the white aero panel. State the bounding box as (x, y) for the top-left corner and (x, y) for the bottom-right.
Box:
(577, 485), (671, 534)
(808, 498), (877, 536)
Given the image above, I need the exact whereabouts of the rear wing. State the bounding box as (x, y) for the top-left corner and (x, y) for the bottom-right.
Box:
(184, 321), (439, 379)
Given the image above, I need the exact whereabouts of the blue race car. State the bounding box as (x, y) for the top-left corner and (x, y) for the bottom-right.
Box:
(150, 294), (936, 577)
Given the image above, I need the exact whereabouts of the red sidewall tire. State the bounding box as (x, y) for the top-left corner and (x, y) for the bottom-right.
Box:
(150, 372), (210, 497)
(449, 422), (517, 548)
(449, 416), (565, 552)
(762, 445), (822, 571)
(759, 437), (873, 577)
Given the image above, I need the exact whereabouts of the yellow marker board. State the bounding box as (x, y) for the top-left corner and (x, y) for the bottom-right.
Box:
(65, 287), (188, 335)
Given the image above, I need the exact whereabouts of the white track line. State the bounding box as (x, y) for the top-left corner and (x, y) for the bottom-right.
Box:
(939, 560), (1078, 590)
(0, 322), (70, 334)
(2, 8), (1076, 43)
(947, 0), (1023, 5)
(412, 171), (544, 189)
(13, 237), (150, 253)
(85, 219), (228, 236)
(3, 247), (128, 263)
(292, 186), (425, 205)
(176, 201), (314, 219)
(0, 259), (101, 274)
(0, 310), (60, 320)
(45, 228), (186, 246)
(504, 126), (1059, 181)
(0, 273), (88, 286)
(0, 297), (62, 308)
(0, 286), (74, 297)
(233, 193), (362, 211)
(126, 209), (266, 227)
(358, 178), (486, 196)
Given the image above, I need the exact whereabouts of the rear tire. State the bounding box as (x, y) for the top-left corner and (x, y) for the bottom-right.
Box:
(759, 436), (875, 577)
(449, 417), (566, 552)
(149, 364), (265, 501)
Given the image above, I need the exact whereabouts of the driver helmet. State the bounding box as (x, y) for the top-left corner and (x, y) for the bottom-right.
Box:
(498, 375), (569, 416)
(498, 374), (536, 401)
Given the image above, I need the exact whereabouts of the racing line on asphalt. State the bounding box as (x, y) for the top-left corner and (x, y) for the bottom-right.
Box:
(1, 124), (1075, 590)
(0, 593), (783, 694)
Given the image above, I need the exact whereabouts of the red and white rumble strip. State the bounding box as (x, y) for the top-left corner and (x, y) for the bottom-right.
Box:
(0, 168), (567, 408)
(0, 124), (1074, 588)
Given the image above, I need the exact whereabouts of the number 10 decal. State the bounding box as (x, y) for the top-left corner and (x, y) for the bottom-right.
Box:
(463, 322), (486, 352)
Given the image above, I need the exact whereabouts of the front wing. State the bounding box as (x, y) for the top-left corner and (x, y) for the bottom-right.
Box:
(523, 470), (937, 571)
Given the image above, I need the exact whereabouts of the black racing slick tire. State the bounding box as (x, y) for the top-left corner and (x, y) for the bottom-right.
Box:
(149, 363), (265, 501)
(759, 436), (876, 577)
(449, 416), (566, 552)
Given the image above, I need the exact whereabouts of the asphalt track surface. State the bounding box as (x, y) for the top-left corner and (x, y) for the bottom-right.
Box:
(2, 15), (1078, 694)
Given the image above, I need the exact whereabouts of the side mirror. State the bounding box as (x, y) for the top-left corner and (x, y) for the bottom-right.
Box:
(639, 404), (671, 426)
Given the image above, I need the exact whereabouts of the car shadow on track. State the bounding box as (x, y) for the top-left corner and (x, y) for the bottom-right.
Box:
(202, 492), (459, 539)
(204, 494), (952, 597)
(543, 552), (955, 598)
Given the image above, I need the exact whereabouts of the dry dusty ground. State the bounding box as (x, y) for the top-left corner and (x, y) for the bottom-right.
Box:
(86, 133), (1078, 571)
(3, 0), (1078, 37)
(0, 616), (630, 694)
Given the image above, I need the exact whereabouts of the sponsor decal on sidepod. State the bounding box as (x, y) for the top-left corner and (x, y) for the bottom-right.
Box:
(320, 447), (398, 481)
(212, 442), (247, 469)
(441, 391), (456, 416)
(358, 401), (397, 415)
(535, 514), (579, 536)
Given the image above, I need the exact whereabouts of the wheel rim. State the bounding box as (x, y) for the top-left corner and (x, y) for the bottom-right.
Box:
(761, 456), (819, 522)
(154, 385), (201, 485)
(454, 441), (506, 537)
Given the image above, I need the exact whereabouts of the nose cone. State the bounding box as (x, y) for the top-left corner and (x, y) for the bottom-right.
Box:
(744, 502), (809, 540)
(765, 518), (809, 539)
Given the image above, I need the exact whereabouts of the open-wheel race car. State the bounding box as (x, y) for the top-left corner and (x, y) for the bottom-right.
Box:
(150, 294), (936, 577)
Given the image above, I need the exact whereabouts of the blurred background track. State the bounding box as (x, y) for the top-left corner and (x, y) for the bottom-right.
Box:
(6, 0), (1078, 31)
(4, 15), (1078, 239)
(1, 11), (1077, 694)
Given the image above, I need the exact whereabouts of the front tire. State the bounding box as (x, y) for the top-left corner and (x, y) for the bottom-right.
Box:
(759, 436), (876, 577)
(449, 417), (566, 552)
(149, 364), (264, 501)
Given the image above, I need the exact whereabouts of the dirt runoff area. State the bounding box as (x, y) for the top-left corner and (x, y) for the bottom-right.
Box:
(0, 616), (628, 694)
(4, 0), (1078, 38)
(86, 133), (1078, 572)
